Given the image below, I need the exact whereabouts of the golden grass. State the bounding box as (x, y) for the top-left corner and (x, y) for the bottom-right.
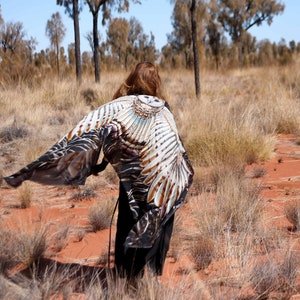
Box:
(17, 182), (33, 208)
(1, 62), (300, 298)
(1, 63), (300, 172)
(0, 223), (47, 273)
(88, 197), (117, 232)
(284, 200), (300, 231)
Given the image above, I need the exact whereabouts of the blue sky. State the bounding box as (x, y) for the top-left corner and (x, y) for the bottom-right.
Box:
(1, 0), (299, 53)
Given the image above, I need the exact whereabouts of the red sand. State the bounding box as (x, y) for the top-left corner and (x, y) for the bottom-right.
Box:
(2, 134), (300, 298)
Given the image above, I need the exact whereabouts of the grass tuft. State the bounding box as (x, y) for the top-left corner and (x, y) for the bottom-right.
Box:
(88, 197), (116, 232)
(251, 165), (267, 178)
(0, 225), (47, 274)
(250, 251), (298, 299)
(18, 182), (32, 208)
(186, 128), (273, 168)
(285, 201), (300, 231)
(70, 186), (96, 201)
(190, 235), (214, 270)
(0, 123), (28, 143)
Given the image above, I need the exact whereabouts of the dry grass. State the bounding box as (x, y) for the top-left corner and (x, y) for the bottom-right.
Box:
(285, 200), (300, 231)
(0, 122), (28, 143)
(0, 224), (47, 274)
(1, 62), (300, 298)
(49, 223), (70, 253)
(88, 197), (117, 232)
(250, 165), (267, 178)
(17, 182), (32, 208)
(70, 186), (96, 201)
(191, 165), (262, 238)
(190, 235), (214, 271)
(250, 251), (298, 299)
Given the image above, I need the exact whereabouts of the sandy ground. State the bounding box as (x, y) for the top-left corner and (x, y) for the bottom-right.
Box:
(1, 134), (300, 298)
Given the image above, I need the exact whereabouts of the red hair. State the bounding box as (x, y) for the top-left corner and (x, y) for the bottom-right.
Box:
(113, 62), (165, 100)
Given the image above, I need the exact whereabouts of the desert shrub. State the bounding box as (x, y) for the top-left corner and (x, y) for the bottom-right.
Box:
(0, 56), (42, 88)
(0, 275), (29, 300)
(86, 269), (128, 300)
(279, 64), (300, 101)
(186, 128), (272, 168)
(250, 165), (267, 178)
(0, 123), (28, 143)
(250, 252), (298, 299)
(75, 229), (86, 242)
(16, 228), (47, 267)
(88, 197), (116, 232)
(134, 272), (184, 300)
(18, 182), (32, 208)
(48, 114), (65, 126)
(276, 118), (300, 135)
(251, 259), (279, 298)
(214, 166), (262, 233)
(190, 235), (214, 270)
(0, 225), (47, 274)
(285, 201), (300, 231)
(70, 186), (96, 201)
(0, 261), (81, 299)
(0, 230), (20, 273)
(81, 88), (99, 109)
(88, 270), (211, 300)
(191, 165), (262, 241)
(50, 223), (70, 253)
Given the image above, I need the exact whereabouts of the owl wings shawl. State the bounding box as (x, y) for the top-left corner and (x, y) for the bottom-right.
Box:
(5, 95), (194, 249)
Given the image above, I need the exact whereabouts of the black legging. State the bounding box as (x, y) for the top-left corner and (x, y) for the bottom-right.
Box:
(114, 183), (174, 279)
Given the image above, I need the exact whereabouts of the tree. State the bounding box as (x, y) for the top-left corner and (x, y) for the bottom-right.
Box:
(169, 0), (206, 97)
(190, 0), (200, 97)
(206, 0), (224, 70)
(106, 16), (156, 70)
(257, 39), (273, 65)
(127, 17), (156, 66)
(138, 32), (156, 63)
(68, 43), (76, 66)
(1, 22), (26, 54)
(85, 0), (141, 82)
(289, 40), (296, 53)
(107, 18), (130, 66)
(127, 17), (143, 67)
(57, 0), (82, 82)
(85, 0), (102, 82)
(0, 20), (38, 84)
(168, 1), (192, 68)
(46, 12), (66, 76)
(217, 0), (285, 65)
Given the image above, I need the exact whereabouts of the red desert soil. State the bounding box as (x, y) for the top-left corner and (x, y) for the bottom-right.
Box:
(1, 134), (300, 298)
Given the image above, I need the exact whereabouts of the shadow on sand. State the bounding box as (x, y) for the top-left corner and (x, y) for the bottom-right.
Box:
(7, 257), (115, 294)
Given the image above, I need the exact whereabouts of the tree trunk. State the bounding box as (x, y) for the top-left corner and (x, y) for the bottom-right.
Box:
(73, 0), (82, 83)
(93, 12), (100, 82)
(56, 42), (60, 76)
(190, 0), (200, 97)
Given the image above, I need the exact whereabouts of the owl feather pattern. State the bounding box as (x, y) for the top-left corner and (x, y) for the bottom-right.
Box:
(5, 95), (194, 248)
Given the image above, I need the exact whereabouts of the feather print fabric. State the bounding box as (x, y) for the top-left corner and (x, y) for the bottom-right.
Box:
(5, 95), (194, 248)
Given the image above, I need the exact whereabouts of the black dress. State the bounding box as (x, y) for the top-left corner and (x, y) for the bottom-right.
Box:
(114, 182), (174, 278)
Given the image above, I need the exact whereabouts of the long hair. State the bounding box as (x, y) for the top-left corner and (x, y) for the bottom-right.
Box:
(112, 62), (165, 100)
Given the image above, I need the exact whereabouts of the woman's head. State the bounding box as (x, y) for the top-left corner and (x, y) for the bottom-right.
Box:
(113, 62), (164, 99)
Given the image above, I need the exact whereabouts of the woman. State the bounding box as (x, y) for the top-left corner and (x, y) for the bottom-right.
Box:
(93, 62), (173, 279)
(112, 61), (165, 100)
